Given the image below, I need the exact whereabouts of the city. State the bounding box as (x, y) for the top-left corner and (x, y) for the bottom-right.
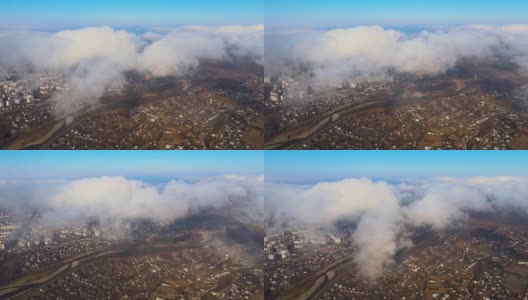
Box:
(3, 1), (528, 300)
(0, 151), (265, 300)
(0, 210), (264, 300)
(265, 218), (528, 300)
(265, 60), (528, 150)
(264, 151), (528, 300)
(0, 60), (264, 150)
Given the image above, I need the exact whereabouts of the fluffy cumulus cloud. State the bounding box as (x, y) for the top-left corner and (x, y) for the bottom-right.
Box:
(265, 24), (528, 90)
(0, 175), (263, 232)
(266, 176), (528, 279)
(0, 25), (263, 113)
(404, 183), (492, 230)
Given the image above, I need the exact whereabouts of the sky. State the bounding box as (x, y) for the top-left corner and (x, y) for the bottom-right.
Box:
(266, 151), (528, 183)
(0, 151), (264, 181)
(0, 0), (263, 30)
(0, 1), (525, 31)
(266, 0), (528, 29)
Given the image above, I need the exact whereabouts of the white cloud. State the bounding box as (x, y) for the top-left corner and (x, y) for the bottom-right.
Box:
(267, 176), (528, 279)
(0, 25), (264, 114)
(0, 175), (263, 231)
(266, 24), (528, 92)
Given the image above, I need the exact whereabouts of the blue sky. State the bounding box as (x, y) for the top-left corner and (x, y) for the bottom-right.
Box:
(3, 150), (528, 183)
(0, 151), (263, 180)
(0, 0), (263, 30)
(266, 0), (528, 29)
(266, 151), (528, 184)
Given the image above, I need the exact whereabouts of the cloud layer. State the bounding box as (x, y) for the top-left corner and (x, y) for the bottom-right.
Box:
(0, 175), (263, 233)
(266, 176), (528, 279)
(265, 24), (528, 92)
(0, 25), (263, 113)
